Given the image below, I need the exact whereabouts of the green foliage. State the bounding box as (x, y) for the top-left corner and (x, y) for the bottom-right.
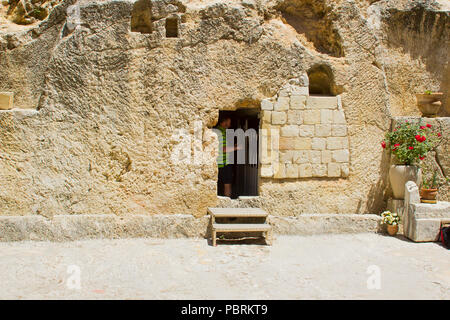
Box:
(424, 90), (433, 95)
(422, 171), (438, 189)
(382, 120), (442, 165)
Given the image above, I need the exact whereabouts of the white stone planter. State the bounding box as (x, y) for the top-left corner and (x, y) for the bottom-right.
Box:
(389, 165), (422, 199)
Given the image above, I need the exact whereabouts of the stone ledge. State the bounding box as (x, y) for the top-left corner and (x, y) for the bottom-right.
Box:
(0, 214), (210, 242)
(269, 214), (382, 235)
(0, 213), (382, 242)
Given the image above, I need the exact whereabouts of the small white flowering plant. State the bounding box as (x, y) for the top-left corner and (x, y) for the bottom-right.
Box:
(380, 211), (400, 226)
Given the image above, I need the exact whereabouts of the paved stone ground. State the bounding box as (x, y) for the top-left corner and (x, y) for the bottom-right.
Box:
(0, 234), (449, 299)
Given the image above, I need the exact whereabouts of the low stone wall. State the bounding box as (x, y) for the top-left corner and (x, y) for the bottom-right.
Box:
(0, 213), (381, 242)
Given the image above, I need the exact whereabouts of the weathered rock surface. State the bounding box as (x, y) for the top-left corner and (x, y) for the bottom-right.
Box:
(0, 0), (448, 218)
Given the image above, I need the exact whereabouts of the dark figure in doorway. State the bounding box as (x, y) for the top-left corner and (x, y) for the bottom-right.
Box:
(215, 116), (240, 197)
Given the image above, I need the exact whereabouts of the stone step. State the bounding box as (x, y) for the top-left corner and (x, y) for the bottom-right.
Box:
(212, 223), (272, 232)
(207, 207), (268, 218)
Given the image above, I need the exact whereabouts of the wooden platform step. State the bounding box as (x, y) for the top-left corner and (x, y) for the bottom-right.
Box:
(208, 207), (273, 246)
(213, 223), (272, 232)
(207, 207), (268, 218)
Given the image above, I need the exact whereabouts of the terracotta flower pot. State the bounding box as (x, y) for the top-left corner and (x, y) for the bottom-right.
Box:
(387, 224), (398, 236)
(416, 93), (443, 117)
(420, 188), (438, 203)
(389, 165), (422, 199)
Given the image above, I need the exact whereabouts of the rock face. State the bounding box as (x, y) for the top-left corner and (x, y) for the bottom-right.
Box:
(0, 0), (448, 218)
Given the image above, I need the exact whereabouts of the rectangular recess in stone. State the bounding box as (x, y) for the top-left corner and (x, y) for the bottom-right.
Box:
(0, 92), (13, 110)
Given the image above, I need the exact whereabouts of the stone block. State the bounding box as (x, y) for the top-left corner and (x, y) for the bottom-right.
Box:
(332, 124), (347, 136)
(0, 92), (13, 110)
(311, 137), (326, 150)
(260, 165), (273, 177)
(274, 96), (289, 111)
(315, 124), (331, 137)
(321, 150), (332, 163)
(306, 96), (338, 109)
(261, 99), (273, 110)
(406, 218), (442, 242)
(287, 110), (303, 125)
(327, 137), (348, 150)
(312, 164), (327, 177)
(272, 111), (287, 125)
(286, 164), (299, 178)
(281, 125), (299, 137)
(262, 111), (271, 124)
(303, 110), (321, 124)
(273, 163), (286, 179)
(333, 110), (346, 124)
(341, 163), (349, 177)
(293, 150), (310, 164)
(320, 109), (333, 124)
(280, 151), (293, 163)
(290, 95), (307, 109)
(278, 89), (290, 97)
(310, 150), (322, 164)
(279, 137), (294, 150)
(291, 87), (309, 96)
(332, 149), (350, 162)
(299, 125), (314, 137)
(294, 137), (312, 150)
(299, 163), (312, 178)
(328, 163), (341, 177)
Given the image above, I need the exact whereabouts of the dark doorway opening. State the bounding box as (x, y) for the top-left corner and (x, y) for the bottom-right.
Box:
(217, 109), (260, 199)
(165, 18), (178, 37)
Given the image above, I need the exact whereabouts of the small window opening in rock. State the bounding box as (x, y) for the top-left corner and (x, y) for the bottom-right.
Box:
(215, 109), (260, 199)
(131, 0), (153, 34)
(165, 18), (178, 38)
(307, 64), (336, 96)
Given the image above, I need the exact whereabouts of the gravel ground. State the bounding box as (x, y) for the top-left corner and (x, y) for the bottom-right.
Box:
(0, 234), (449, 299)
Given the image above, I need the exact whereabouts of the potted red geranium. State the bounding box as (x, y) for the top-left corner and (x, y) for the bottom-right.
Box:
(381, 121), (442, 199)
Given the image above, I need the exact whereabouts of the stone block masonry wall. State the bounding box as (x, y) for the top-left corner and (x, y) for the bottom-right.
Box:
(260, 81), (350, 179)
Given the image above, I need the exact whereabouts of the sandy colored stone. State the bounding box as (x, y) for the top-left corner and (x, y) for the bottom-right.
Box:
(272, 111), (287, 125)
(312, 164), (327, 177)
(293, 150), (310, 164)
(280, 125), (299, 137)
(286, 163), (298, 178)
(333, 110), (346, 124)
(290, 95), (307, 109)
(303, 110), (321, 124)
(299, 163), (312, 178)
(0, 0), (447, 218)
(260, 165), (273, 178)
(274, 96), (290, 111)
(328, 163), (341, 177)
(332, 125), (347, 136)
(0, 92), (13, 110)
(298, 124), (315, 137)
(322, 150), (332, 164)
(332, 149), (350, 163)
(287, 110), (303, 125)
(310, 150), (322, 164)
(320, 109), (333, 124)
(311, 137), (326, 150)
(261, 99), (274, 111)
(315, 124), (331, 137)
(306, 96), (338, 109)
